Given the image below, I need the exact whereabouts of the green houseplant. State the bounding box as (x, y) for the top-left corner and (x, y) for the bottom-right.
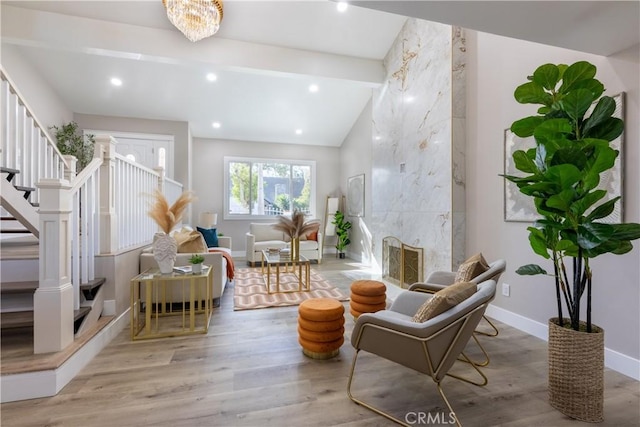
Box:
(504, 60), (640, 421)
(50, 121), (96, 171)
(188, 253), (205, 274)
(332, 210), (352, 259)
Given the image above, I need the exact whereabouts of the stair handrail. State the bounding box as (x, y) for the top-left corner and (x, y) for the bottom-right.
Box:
(0, 65), (69, 170)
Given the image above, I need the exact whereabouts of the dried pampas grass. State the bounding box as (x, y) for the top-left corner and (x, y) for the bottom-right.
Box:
(148, 190), (196, 234)
(273, 210), (320, 239)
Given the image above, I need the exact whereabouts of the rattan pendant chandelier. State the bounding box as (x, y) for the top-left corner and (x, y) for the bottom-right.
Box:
(162, 0), (224, 42)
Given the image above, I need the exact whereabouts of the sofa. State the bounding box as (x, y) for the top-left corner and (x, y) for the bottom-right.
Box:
(140, 232), (233, 305)
(245, 222), (323, 266)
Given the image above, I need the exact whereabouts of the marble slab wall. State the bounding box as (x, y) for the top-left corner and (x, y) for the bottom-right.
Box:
(371, 19), (466, 273)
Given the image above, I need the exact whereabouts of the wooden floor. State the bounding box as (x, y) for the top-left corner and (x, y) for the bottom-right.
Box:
(1, 258), (638, 426)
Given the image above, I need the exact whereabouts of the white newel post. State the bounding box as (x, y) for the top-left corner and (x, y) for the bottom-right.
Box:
(34, 178), (74, 354)
(96, 135), (118, 254)
(62, 155), (77, 181)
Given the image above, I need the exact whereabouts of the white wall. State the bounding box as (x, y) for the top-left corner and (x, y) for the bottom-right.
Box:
(466, 31), (640, 360)
(1, 44), (73, 134)
(73, 114), (190, 189)
(191, 137), (341, 256)
(340, 98), (373, 264)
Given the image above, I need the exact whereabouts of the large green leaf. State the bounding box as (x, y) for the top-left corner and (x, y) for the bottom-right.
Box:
(560, 89), (595, 122)
(532, 64), (560, 91)
(547, 189), (576, 211)
(587, 117), (624, 141)
(586, 197), (619, 220)
(570, 190), (606, 217)
(572, 79), (605, 99)
(545, 164), (582, 190)
(514, 82), (553, 105)
(582, 96), (615, 136)
(559, 61), (597, 93)
(511, 116), (545, 137)
(513, 150), (538, 173)
(555, 239), (577, 252)
(516, 264), (548, 275)
(550, 147), (587, 169)
(528, 228), (551, 258)
(610, 223), (640, 241)
(585, 239), (632, 258)
(578, 223), (614, 249)
(519, 182), (556, 197)
(583, 146), (618, 190)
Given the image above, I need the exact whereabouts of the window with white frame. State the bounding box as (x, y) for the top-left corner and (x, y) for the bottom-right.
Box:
(224, 157), (316, 219)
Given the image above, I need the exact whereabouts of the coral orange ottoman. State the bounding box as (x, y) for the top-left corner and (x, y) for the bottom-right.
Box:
(350, 280), (387, 318)
(298, 298), (345, 359)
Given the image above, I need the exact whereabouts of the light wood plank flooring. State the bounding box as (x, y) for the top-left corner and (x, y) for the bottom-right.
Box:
(1, 258), (638, 426)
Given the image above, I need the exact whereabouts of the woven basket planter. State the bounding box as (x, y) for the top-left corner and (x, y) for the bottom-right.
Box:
(548, 317), (604, 423)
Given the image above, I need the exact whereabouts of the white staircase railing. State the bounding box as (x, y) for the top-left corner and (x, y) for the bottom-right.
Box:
(1, 67), (68, 205)
(114, 153), (161, 250)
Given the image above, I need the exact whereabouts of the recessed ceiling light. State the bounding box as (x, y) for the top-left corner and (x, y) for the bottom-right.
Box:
(309, 84), (319, 93)
(375, 136), (382, 141)
(206, 73), (217, 82)
(110, 77), (122, 86)
(295, 129), (303, 135)
(405, 96), (415, 103)
(337, 2), (348, 13)
(212, 122), (221, 128)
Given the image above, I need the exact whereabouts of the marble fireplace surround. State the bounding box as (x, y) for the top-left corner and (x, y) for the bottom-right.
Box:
(370, 18), (465, 273)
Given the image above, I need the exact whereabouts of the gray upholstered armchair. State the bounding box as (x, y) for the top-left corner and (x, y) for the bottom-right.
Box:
(348, 279), (497, 427)
(408, 259), (506, 367)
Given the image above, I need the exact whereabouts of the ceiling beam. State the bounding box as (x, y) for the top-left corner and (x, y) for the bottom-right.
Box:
(1, 5), (385, 86)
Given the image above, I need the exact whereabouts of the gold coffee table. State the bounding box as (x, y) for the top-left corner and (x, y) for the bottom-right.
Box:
(261, 250), (311, 294)
(130, 266), (213, 340)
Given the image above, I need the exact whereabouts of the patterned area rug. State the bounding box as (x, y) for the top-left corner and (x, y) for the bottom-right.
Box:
(233, 267), (349, 310)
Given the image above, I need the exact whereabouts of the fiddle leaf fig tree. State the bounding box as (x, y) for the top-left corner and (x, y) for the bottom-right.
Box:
(332, 210), (352, 254)
(50, 121), (95, 171)
(503, 61), (640, 332)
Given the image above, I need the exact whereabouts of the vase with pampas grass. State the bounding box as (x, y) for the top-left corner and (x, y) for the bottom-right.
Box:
(272, 210), (320, 261)
(148, 190), (196, 273)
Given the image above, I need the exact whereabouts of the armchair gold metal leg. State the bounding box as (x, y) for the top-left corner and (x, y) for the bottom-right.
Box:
(457, 334), (490, 367)
(446, 352), (488, 387)
(347, 350), (463, 427)
(474, 315), (499, 337)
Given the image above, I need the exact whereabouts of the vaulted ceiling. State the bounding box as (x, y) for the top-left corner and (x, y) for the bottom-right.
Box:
(2, 1), (637, 147)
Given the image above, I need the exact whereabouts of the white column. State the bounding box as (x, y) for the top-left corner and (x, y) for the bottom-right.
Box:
(34, 178), (74, 354)
(96, 135), (118, 254)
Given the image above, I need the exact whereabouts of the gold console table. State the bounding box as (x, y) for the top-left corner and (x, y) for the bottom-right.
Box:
(130, 266), (213, 340)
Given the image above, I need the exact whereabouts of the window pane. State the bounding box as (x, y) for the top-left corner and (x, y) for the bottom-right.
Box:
(225, 157), (315, 219)
(228, 161), (252, 214)
(292, 165), (311, 214)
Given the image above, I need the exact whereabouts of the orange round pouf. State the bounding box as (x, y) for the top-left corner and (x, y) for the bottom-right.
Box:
(350, 280), (387, 319)
(298, 298), (345, 359)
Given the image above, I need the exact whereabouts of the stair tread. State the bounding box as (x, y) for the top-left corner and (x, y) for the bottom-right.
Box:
(1, 281), (38, 294)
(0, 311), (33, 329)
(1, 217), (18, 221)
(13, 185), (36, 192)
(0, 309), (90, 329)
(0, 167), (20, 174)
(74, 307), (91, 321)
(80, 277), (106, 291)
(1, 229), (31, 234)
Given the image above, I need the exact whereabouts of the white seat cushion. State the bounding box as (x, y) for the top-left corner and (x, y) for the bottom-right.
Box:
(254, 241), (289, 251)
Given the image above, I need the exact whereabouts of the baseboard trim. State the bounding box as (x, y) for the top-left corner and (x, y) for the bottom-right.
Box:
(486, 305), (640, 381)
(0, 309), (129, 403)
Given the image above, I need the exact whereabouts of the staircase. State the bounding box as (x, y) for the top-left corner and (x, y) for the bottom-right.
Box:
(1, 166), (106, 338)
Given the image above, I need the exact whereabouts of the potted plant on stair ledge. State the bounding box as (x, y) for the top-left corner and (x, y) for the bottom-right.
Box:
(503, 60), (640, 422)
